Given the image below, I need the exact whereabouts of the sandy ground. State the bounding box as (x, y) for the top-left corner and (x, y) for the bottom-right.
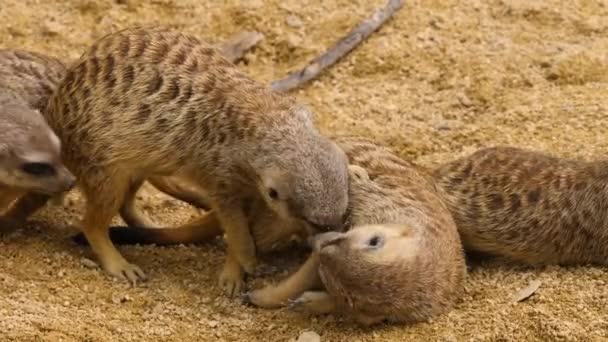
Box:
(1, 0), (608, 341)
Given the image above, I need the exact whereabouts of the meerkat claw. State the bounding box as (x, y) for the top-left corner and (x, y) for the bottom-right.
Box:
(121, 265), (147, 285)
(105, 260), (147, 286)
(286, 297), (306, 311)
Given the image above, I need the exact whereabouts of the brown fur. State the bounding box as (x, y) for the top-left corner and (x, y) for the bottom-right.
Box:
(247, 136), (465, 325)
(0, 49), (75, 231)
(98, 136), (466, 325)
(7, 27), (349, 292)
(433, 146), (608, 266)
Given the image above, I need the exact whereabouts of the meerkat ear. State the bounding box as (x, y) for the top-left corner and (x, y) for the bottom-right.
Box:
(348, 165), (369, 181)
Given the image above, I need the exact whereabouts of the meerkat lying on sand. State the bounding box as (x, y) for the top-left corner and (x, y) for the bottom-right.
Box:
(434, 146), (608, 266)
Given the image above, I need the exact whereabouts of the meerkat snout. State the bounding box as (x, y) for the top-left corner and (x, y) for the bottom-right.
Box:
(255, 135), (349, 233)
(296, 139), (350, 229)
(318, 224), (417, 266)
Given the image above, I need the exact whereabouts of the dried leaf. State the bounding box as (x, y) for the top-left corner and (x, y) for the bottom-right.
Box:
(511, 280), (542, 302)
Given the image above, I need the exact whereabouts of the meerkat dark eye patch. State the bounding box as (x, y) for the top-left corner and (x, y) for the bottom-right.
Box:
(268, 188), (279, 200)
(21, 162), (56, 177)
(367, 235), (384, 248)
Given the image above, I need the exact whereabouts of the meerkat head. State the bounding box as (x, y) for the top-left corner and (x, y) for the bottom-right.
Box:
(253, 106), (350, 233)
(0, 103), (75, 194)
(312, 223), (432, 323)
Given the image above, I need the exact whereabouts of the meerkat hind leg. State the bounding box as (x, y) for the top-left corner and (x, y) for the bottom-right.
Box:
(80, 176), (146, 284)
(147, 176), (211, 210)
(119, 179), (159, 228)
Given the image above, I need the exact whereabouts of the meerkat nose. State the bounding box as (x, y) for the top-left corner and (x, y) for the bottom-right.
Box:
(63, 173), (76, 191)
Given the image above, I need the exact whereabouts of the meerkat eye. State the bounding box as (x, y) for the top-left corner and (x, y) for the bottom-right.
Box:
(268, 188), (279, 200)
(21, 162), (56, 177)
(367, 235), (383, 248)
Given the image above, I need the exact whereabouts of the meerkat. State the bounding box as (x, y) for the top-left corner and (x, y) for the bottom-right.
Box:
(0, 34), (259, 246)
(91, 136), (466, 325)
(0, 49), (75, 230)
(0, 31), (261, 218)
(432, 146), (608, 266)
(6, 27), (349, 293)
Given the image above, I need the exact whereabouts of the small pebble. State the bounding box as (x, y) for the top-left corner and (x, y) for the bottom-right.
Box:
(286, 15), (303, 28)
(81, 258), (98, 269)
(296, 331), (321, 342)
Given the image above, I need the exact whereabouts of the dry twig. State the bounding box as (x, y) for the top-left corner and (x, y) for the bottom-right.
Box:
(271, 0), (404, 92)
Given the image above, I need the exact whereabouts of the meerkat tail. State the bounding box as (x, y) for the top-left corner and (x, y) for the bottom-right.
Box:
(72, 211), (223, 246)
(270, 0), (404, 92)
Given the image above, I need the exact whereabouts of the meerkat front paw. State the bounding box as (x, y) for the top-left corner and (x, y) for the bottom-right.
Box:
(102, 258), (147, 286)
(218, 257), (245, 297)
(287, 291), (336, 315)
(242, 285), (285, 309)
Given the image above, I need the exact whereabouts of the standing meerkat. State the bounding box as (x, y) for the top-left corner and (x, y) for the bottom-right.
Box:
(433, 146), (608, 266)
(0, 49), (75, 229)
(94, 136), (466, 325)
(0, 32), (261, 218)
(7, 27), (349, 292)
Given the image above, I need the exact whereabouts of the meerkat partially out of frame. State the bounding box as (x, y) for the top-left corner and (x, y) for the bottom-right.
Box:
(433, 146), (608, 266)
(6, 27), (349, 292)
(0, 49), (75, 229)
(96, 136), (466, 325)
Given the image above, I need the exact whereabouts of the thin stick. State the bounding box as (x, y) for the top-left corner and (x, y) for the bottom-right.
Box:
(219, 31), (265, 64)
(270, 0), (404, 92)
